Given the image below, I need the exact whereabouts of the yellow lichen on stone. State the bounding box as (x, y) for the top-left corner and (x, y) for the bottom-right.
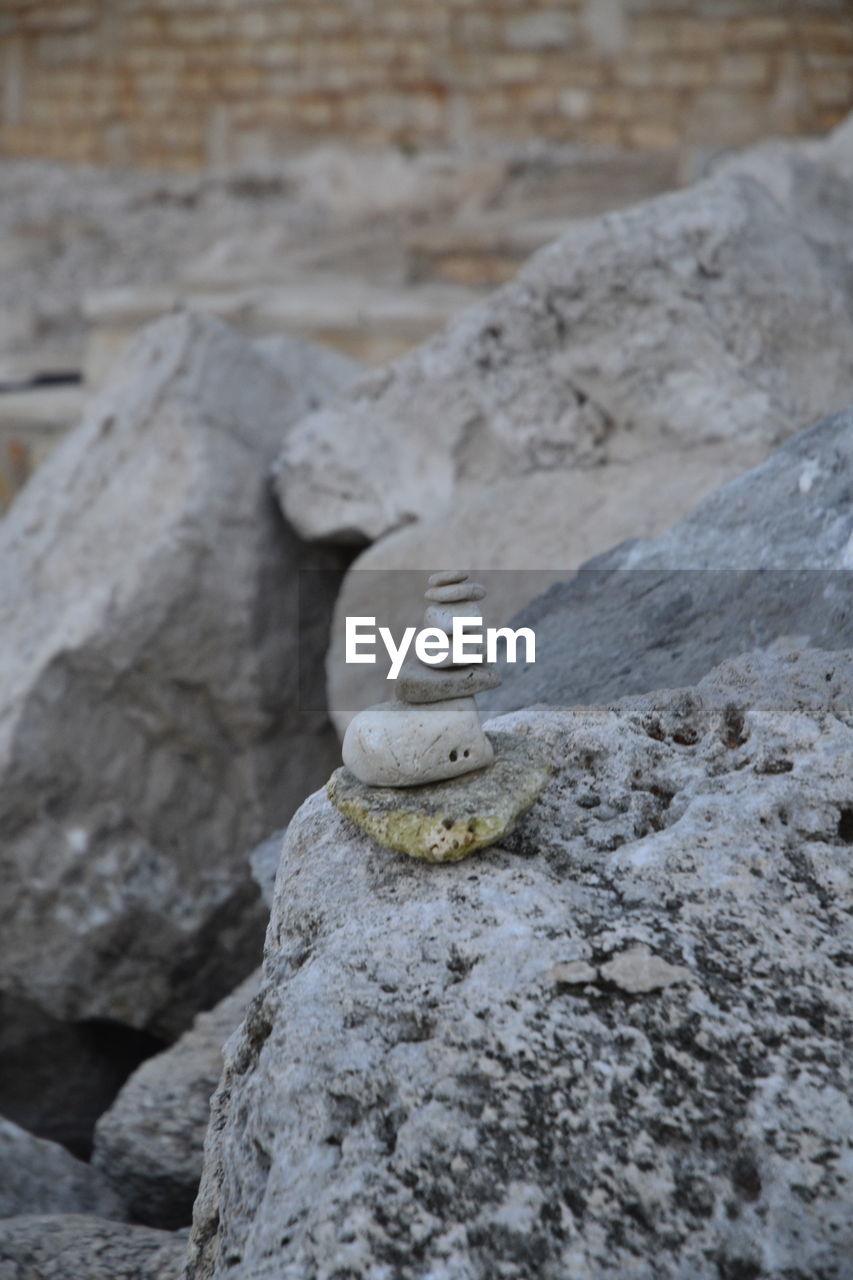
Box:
(334, 801), (506, 861)
(327, 732), (551, 862)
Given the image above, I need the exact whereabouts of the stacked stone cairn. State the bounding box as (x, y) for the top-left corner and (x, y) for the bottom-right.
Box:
(342, 571), (502, 787)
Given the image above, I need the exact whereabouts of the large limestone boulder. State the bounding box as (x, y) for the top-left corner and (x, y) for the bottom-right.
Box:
(0, 1215), (186, 1280)
(275, 172), (853, 546)
(480, 405), (853, 720)
(0, 1118), (126, 1220)
(0, 312), (354, 1062)
(186, 648), (853, 1279)
(93, 971), (260, 1230)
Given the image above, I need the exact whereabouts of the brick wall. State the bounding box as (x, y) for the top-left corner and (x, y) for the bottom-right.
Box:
(1, 0), (851, 170)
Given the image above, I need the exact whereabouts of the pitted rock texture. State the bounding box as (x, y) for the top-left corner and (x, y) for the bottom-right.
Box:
(480, 405), (853, 720)
(276, 170), (853, 545)
(187, 649), (853, 1280)
(92, 971), (260, 1230)
(0, 312), (350, 1043)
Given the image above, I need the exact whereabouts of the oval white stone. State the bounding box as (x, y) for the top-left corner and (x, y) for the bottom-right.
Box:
(342, 698), (494, 786)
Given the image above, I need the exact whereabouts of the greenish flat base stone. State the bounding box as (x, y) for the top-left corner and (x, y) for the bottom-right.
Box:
(327, 731), (551, 862)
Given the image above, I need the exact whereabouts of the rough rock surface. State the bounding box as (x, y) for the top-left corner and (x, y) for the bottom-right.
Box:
(481, 406), (853, 720)
(187, 648), (853, 1279)
(93, 971), (260, 1230)
(0, 312), (351, 1051)
(328, 732), (551, 861)
(325, 444), (766, 732)
(0, 1215), (187, 1280)
(276, 171), (853, 544)
(0, 1118), (126, 1221)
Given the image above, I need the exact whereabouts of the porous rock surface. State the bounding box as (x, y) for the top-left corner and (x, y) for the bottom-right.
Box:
(187, 648), (853, 1280)
(481, 405), (853, 720)
(92, 971), (260, 1230)
(276, 169), (853, 545)
(0, 1118), (126, 1221)
(0, 313), (352, 1046)
(0, 1215), (186, 1280)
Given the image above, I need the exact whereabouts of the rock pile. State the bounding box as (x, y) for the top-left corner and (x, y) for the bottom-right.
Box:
(341, 572), (498, 787)
(330, 573), (552, 863)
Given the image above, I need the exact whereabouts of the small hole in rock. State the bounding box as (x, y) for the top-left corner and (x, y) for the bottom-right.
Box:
(838, 806), (853, 844)
(449, 749), (458, 761)
(463, 749), (470, 757)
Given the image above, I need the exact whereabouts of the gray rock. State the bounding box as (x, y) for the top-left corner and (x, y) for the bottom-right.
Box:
(710, 109), (853, 266)
(248, 335), (361, 409)
(186, 648), (853, 1279)
(248, 830), (287, 909)
(92, 973), (260, 1230)
(0, 1215), (186, 1280)
(0, 312), (349, 1051)
(396, 655), (502, 704)
(480, 406), (853, 720)
(276, 173), (853, 544)
(0, 1118), (126, 1221)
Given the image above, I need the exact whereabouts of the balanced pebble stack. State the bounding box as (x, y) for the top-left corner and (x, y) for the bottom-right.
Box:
(341, 571), (501, 787)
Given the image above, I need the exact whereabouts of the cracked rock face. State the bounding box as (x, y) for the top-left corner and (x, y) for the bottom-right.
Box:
(0, 313), (350, 1044)
(187, 648), (853, 1280)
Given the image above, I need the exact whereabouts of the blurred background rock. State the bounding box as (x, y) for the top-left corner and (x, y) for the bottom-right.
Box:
(2, 0), (851, 506)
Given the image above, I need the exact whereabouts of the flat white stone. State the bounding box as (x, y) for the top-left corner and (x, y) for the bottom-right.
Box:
(428, 570), (467, 587)
(342, 697), (494, 786)
(395, 655), (501, 703)
(424, 581), (486, 604)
